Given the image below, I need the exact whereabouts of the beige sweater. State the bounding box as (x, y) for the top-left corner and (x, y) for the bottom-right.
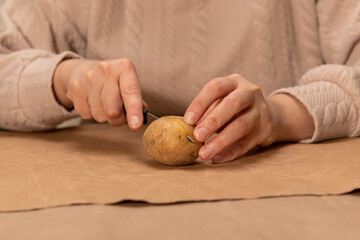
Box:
(0, 0), (359, 143)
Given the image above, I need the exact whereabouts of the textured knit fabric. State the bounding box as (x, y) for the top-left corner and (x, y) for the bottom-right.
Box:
(0, 0), (359, 143)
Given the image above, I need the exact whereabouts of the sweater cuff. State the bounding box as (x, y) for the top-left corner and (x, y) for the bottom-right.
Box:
(18, 51), (81, 130)
(272, 81), (358, 143)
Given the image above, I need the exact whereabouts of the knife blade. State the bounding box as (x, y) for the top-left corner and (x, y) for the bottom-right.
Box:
(123, 105), (194, 143)
(142, 109), (159, 124)
(123, 105), (159, 124)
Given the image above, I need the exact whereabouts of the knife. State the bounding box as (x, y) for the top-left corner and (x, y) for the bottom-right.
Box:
(123, 105), (195, 143)
(122, 105), (159, 124)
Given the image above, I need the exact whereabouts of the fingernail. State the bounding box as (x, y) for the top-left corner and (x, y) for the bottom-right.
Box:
(184, 112), (196, 125)
(130, 116), (141, 127)
(195, 127), (208, 142)
(212, 155), (225, 164)
(200, 147), (212, 160)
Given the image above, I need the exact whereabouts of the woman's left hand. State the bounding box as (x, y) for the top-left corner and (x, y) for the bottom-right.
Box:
(184, 74), (314, 163)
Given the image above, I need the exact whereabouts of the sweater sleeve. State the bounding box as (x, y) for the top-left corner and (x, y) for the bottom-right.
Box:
(272, 1), (360, 143)
(0, 0), (90, 131)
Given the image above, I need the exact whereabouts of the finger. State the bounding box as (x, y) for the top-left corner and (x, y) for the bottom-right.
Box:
(101, 83), (127, 126)
(98, 61), (128, 126)
(184, 76), (238, 125)
(66, 77), (92, 120)
(101, 72), (123, 119)
(72, 96), (92, 120)
(118, 59), (143, 130)
(88, 91), (107, 123)
(194, 90), (252, 142)
(86, 69), (107, 123)
(107, 113), (127, 127)
(196, 98), (223, 125)
(198, 108), (258, 160)
(211, 131), (259, 164)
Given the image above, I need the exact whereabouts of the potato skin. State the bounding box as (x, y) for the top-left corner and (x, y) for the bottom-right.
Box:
(143, 116), (203, 166)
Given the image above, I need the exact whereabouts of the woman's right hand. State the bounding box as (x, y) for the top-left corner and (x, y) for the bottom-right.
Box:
(53, 59), (144, 130)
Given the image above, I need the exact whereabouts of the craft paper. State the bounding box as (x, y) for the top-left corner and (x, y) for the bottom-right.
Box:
(0, 123), (359, 211)
(1, 193), (359, 240)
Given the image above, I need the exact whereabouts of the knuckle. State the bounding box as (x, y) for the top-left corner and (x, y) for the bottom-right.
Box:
(107, 109), (121, 118)
(96, 117), (107, 123)
(99, 61), (112, 73)
(123, 104), (139, 114)
(76, 108), (92, 120)
(81, 115), (92, 120)
(89, 104), (106, 122)
(252, 85), (263, 96)
(205, 116), (222, 129)
(229, 73), (242, 79)
(108, 115), (126, 126)
(122, 85), (140, 95)
(191, 99), (204, 111)
(92, 112), (107, 123)
(119, 58), (134, 71)
(227, 93), (242, 109)
(83, 70), (95, 84)
(68, 80), (81, 93)
(206, 78), (223, 94)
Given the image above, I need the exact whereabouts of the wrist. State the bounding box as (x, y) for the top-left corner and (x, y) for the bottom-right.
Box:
(53, 59), (77, 109)
(267, 94), (315, 142)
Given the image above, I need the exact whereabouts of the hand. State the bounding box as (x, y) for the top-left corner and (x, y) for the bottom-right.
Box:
(184, 74), (315, 163)
(53, 59), (144, 130)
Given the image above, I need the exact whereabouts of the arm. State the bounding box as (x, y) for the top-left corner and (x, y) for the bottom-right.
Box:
(272, 0), (360, 142)
(0, 0), (89, 131)
(185, 1), (360, 163)
(53, 58), (145, 130)
(184, 74), (315, 163)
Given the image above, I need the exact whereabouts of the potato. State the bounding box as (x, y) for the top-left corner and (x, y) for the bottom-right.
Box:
(143, 116), (203, 166)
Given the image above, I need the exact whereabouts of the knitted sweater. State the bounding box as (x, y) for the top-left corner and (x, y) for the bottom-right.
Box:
(0, 0), (359, 143)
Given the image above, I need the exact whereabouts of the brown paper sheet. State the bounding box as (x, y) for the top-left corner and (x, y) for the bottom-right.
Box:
(1, 193), (360, 240)
(1, 123), (360, 211)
